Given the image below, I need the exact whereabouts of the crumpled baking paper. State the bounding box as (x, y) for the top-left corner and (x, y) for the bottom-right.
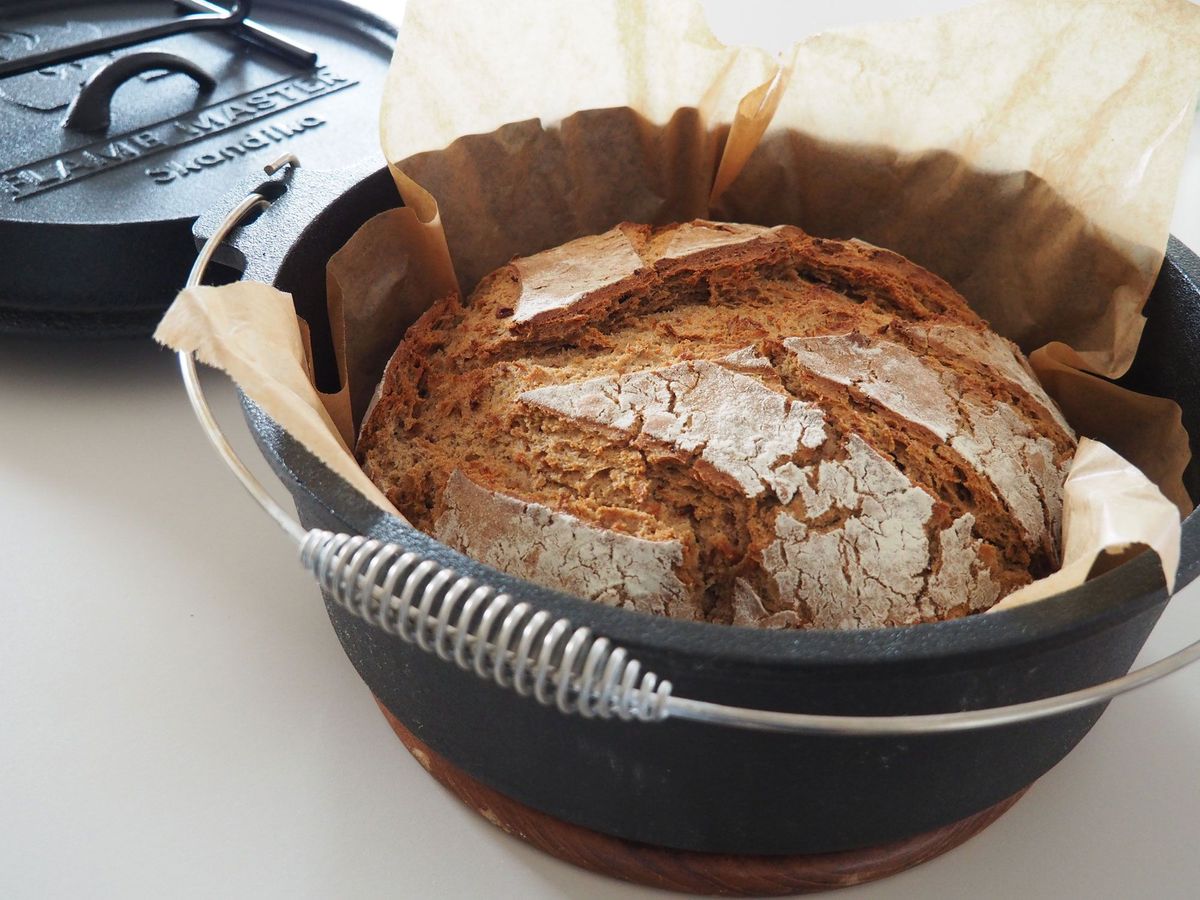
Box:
(157, 0), (1198, 608)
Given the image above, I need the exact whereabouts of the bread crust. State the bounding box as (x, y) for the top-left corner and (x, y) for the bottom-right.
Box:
(357, 220), (1076, 629)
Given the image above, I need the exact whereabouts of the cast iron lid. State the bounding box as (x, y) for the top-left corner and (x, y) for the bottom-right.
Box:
(0, 0), (395, 337)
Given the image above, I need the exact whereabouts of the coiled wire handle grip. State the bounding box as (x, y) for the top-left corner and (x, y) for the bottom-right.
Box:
(301, 531), (669, 720)
(179, 156), (1200, 736)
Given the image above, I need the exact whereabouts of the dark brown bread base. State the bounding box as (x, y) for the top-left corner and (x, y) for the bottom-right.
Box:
(377, 698), (1028, 896)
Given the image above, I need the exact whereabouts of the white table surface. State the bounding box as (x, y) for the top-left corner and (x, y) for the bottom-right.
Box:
(4, 2), (1200, 897)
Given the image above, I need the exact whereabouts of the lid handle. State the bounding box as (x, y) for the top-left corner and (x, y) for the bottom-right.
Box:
(0, 1), (316, 80)
(63, 52), (216, 133)
(0, 1), (249, 80)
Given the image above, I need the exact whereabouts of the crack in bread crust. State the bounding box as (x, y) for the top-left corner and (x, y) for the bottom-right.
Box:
(519, 360), (827, 502)
(777, 331), (1070, 565)
(357, 220), (1076, 629)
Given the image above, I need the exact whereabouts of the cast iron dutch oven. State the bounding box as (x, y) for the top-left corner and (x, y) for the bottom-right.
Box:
(191, 162), (1200, 857)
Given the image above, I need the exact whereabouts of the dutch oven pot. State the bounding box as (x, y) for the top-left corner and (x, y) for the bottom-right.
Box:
(182, 159), (1200, 856)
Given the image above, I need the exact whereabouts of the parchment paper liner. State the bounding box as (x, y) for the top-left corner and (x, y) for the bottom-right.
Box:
(157, 0), (1198, 609)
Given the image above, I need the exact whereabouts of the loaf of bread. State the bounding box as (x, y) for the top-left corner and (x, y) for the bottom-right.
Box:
(357, 221), (1076, 629)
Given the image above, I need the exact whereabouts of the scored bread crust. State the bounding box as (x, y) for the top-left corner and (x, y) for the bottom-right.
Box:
(357, 220), (1077, 629)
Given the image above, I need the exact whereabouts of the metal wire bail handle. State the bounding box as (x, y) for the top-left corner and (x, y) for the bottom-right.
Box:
(0, 0), (317, 80)
(180, 156), (1200, 737)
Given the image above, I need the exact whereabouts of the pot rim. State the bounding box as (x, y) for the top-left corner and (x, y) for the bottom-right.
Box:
(243, 391), (1200, 674)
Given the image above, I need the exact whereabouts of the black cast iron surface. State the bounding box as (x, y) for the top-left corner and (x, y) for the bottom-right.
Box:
(224, 167), (1200, 855)
(0, 0), (394, 337)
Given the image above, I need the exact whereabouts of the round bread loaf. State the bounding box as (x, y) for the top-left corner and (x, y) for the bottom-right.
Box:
(357, 221), (1077, 629)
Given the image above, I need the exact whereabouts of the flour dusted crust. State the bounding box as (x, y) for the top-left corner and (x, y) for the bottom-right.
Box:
(927, 514), (1002, 617)
(909, 323), (1072, 435)
(731, 578), (799, 629)
(783, 334), (958, 439)
(511, 229), (644, 325)
(660, 221), (778, 258)
(358, 220), (1077, 629)
(782, 332), (1062, 553)
(435, 470), (694, 619)
(519, 360), (826, 503)
(762, 436), (936, 629)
